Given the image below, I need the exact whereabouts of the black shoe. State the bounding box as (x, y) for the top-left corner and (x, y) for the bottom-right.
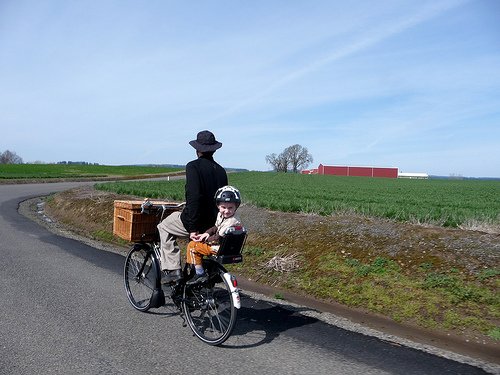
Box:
(186, 273), (208, 286)
(161, 269), (182, 284)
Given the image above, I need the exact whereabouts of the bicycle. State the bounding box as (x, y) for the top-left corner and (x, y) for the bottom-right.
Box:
(122, 202), (247, 346)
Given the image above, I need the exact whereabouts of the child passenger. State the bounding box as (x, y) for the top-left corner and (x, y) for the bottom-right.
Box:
(186, 185), (242, 285)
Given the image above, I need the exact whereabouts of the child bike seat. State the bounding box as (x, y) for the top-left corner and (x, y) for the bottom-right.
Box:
(214, 226), (247, 264)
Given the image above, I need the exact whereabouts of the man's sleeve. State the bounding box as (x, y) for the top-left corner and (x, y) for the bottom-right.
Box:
(183, 162), (201, 232)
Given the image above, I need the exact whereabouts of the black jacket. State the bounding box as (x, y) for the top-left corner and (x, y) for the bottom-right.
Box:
(180, 154), (228, 233)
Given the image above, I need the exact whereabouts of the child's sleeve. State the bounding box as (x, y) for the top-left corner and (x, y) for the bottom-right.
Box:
(205, 225), (217, 236)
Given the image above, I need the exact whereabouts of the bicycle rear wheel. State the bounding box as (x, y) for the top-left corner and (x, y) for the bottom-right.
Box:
(124, 245), (158, 312)
(182, 262), (237, 345)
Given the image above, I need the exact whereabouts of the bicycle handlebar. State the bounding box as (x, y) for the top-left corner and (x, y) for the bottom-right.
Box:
(141, 199), (186, 215)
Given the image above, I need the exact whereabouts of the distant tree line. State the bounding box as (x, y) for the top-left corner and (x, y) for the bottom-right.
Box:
(265, 144), (313, 173)
(0, 150), (101, 166)
(0, 150), (23, 164)
(57, 161), (100, 165)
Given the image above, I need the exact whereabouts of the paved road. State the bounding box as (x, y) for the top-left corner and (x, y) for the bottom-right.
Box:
(0, 182), (493, 374)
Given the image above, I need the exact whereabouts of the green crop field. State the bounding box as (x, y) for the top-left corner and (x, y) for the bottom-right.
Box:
(96, 171), (500, 228)
(0, 164), (182, 179)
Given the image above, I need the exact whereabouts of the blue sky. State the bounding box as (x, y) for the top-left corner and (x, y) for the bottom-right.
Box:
(1, 0), (499, 177)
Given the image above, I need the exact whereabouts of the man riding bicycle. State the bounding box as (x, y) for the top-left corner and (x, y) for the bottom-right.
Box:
(157, 130), (228, 283)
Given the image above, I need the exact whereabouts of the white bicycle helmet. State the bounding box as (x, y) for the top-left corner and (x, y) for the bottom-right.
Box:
(214, 185), (241, 207)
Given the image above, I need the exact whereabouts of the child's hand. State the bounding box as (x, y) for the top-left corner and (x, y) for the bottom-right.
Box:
(190, 232), (209, 242)
(189, 232), (201, 241)
(198, 233), (210, 242)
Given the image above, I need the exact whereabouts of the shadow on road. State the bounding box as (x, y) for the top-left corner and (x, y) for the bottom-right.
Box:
(218, 294), (491, 374)
(222, 294), (318, 349)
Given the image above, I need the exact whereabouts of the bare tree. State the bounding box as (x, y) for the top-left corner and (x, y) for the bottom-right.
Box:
(265, 152), (289, 172)
(0, 150), (23, 164)
(282, 144), (313, 173)
(265, 144), (313, 173)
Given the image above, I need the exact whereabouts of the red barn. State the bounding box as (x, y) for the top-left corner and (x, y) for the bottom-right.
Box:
(302, 164), (398, 178)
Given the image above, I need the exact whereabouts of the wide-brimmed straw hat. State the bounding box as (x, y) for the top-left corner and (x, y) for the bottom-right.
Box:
(189, 130), (222, 152)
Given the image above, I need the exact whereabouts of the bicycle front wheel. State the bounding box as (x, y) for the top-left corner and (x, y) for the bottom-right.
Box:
(182, 265), (237, 345)
(124, 245), (158, 312)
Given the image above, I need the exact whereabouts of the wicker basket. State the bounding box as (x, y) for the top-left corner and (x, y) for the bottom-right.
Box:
(113, 200), (183, 242)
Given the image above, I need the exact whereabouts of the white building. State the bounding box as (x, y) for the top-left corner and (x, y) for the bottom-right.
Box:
(398, 172), (429, 179)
